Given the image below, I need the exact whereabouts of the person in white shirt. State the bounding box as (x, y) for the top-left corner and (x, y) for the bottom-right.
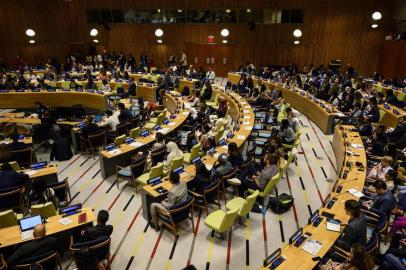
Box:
(367, 156), (393, 181)
(101, 80), (111, 92)
(180, 50), (187, 67)
(205, 66), (215, 83)
(98, 109), (120, 132)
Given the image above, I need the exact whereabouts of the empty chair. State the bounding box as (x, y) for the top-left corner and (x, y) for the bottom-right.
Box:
(204, 207), (239, 239)
(151, 147), (167, 166)
(189, 181), (222, 215)
(168, 156), (184, 172)
(157, 196), (194, 236)
(81, 130), (106, 158)
(0, 209), (18, 229)
(30, 202), (57, 218)
(226, 190), (259, 223)
(135, 162), (164, 187)
(183, 143), (201, 164)
(130, 127), (140, 139)
(9, 147), (32, 169)
(114, 134), (126, 145)
(0, 187), (23, 213)
(116, 155), (147, 188)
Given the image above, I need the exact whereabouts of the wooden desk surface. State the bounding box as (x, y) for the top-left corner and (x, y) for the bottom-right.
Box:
(0, 137), (32, 145)
(20, 165), (58, 179)
(143, 88), (254, 197)
(0, 208), (95, 248)
(379, 104), (406, 128)
(261, 125), (366, 270)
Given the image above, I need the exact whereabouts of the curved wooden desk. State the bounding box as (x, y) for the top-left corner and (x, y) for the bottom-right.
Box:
(261, 125), (366, 270)
(0, 89), (111, 111)
(99, 92), (190, 178)
(141, 87), (254, 219)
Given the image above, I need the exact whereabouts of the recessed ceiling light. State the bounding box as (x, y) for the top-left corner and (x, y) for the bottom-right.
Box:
(93, 39), (99, 43)
(371, 24), (378, 29)
(293, 29), (302, 37)
(90, 28), (98, 36)
(155, 29), (164, 37)
(372, 11), (382, 20)
(222, 40), (228, 44)
(247, 9), (251, 13)
(221, 28), (229, 37)
(226, 9), (231, 13)
(157, 39), (163, 44)
(26, 29), (35, 37)
(29, 40), (36, 44)
(294, 40), (300, 45)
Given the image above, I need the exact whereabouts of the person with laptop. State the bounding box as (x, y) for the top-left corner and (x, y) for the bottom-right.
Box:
(98, 109), (120, 132)
(149, 171), (188, 231)
(336, 199), (367, 251)
(7, 224), (58, 268)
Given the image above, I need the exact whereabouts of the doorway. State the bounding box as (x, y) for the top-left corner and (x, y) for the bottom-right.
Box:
(185, 43), (235, 77)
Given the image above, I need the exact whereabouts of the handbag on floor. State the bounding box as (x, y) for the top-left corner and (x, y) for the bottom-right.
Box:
(268, 193), (294, 214)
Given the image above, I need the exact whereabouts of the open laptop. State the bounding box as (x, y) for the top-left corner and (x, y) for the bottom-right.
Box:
(19, 215), (43, 240)
(93, 114), (103, 123)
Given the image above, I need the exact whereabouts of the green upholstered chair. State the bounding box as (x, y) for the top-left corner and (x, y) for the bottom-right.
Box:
(280, 148), (297, 176)
(30, 202), (57, 218)
(204, 207), (239, 239)
(135, 162), (164, 186)
(0, 210), (18, 229)
(130, 127), (141, 139)
(144, 112), (165, 130)
(114, 135), (126, 145)
(248, 172), (281, 207)
(379, 109), (386, 122)
(205, 93), (219, 108)
(214, 126), (225, 145)
(226, 190), (259, 223)
(183, 143), (201, 164)
(169, 156), (184, 172)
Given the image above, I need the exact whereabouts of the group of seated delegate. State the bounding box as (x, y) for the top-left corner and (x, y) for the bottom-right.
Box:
(2, 52), (406, 270)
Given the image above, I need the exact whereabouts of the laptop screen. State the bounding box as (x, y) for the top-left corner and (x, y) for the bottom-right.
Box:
(94, 115), (103, 123)
(19, 215), (42, 232)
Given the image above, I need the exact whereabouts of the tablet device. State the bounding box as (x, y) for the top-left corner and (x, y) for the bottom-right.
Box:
(19, 215), (42, 232)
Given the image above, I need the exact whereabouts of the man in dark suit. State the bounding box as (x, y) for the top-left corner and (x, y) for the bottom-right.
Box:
(117, 102), (133, 123)
(336, 199), (367, 250)
(81, 115), (101, 139)
(50, 131), (73, 161)
(0, 162), (28, 190)
(7, 224), (57, 267)
(364, 180), (396, 216)
(81, 210), (113, 242)
(7, 133), (27, 151)
(125, 78), (137, 97)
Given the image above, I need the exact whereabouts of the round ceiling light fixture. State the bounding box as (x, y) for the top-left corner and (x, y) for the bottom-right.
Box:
(157, 39), (163, 44)
(26, 29), (35, 37)
(221, 28), (230, 37)
(155, 28), (164, 37)
(293, 29), (302, 37)
(90, 28), (98, 36)
(372, 11), (382, 20)
(371, 24), (378, 29)
(294, 40), (300, 45)
(29, 40), (36, 44)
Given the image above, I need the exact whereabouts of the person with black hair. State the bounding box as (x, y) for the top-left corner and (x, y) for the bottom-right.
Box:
(98, 109), (119, 132)
(6, 133), (27, 151)
(279, 119), (296, 145)
(81, 210), (113, 242)
(0, 162), (28, 190)
(50, 131), (73, 161)
(201, 82), (213, 101)
(100, 79), (111, 92)
(151, 132), (166, 152)
(27, 178), (58, 209)
(366, 96), (380, 123)
(149, 172), (188, 230)
(285, 107), (300, 132)
(336, 200), (367, 250)
(35, 101), (48, 119)
(81, 115), (101, 139)
(228, 142), (243, 168)
(365, 180), (396, 215)
(211, 154), (233, 180)
(117, 102), (133, 123)
(188, 162), (213, 194)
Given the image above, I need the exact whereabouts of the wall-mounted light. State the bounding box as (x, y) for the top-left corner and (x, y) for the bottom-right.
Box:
(293, 29), (302, 37)
(26, 29), (35, 37)
(157, 39), (163, 44)
(221, 28), (229, 37)
(177, 9), (182, 13)
(247, 9), (251, 13)
(226, 9), (231, 13)
(371, 24), (378, 29)
(372, 11), (382, 20)
(90, 28), (98, 36)
(222, 40), (228, 44)
(29, 40), (36, 44)
(294, 40), (300, 45)
(155, 29), (164, 37)
(92, 39), (99, 43)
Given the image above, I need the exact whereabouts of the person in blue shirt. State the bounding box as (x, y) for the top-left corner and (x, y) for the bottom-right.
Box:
(363, 180), (396, 217)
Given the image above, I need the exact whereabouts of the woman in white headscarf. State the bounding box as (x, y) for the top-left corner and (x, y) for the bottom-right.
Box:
(165, 142), (184, 170)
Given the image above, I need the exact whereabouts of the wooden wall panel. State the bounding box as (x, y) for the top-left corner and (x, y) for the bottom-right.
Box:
(378, 41), (406, 79)
(0, 0), (396, 76)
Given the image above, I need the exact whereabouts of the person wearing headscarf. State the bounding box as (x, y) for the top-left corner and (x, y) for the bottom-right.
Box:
(165, 142), (184, 171)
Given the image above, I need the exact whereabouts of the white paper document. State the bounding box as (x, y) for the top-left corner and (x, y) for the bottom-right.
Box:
(58, 217), (73, 226)
(348, 188), (364, 198)
(326, 221), (341, 232)
(21, 230), (34, 240)
(350, 143), (363, 149)
(244, 127), (252, 131)
(243, 110), (249, 113)
(301, 239), (323, 255)
(108, 149), (122, 156)
(130, 142), (144, 148)
(244, 116), (250, 119)
(182, 111), (189, 115)
(237, 135), (246, 140)
(166, 122), (176, 126)
(25, 170), (37, 176)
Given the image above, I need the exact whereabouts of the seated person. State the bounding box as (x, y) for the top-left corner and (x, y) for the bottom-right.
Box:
(50, 131), (73, 161)
(386, 116), (406, 149)
(6, 224), (57, 268)
(366, 124), (388, 156)
(100, 79), (111, 92)
(27, 178), (58, 209)
(366, 97), (380, 123)
(285, 107), (300, 132)
(125, 78), (137, 97)
(81, 115), (102, 139)
(320, 244), (374, 270)
(181, 86), (190, 97)
(381, 233), (406, 270)
(201, 82), (213, 101)
(98, 109), (120, 132)
(279, 119), (296, 145)
(81, 210), (113, 241)
(188, 163), (213, 194)
(228, 142), (243, 168)
(367, 156), (393, 181)
(362, 180), (396, 216)
(0, 162), (28, 190)
(211, 154), (233, 180)
(164, 142), (184, 171)
(359, 116), (373, 137)
(239, 154), (278, 196)
(117, 102), (133, 123)
(151, 132), (166, 152)
(150, 172), (188, 230)
(335, 200), (367, 251)
(6, 133), (27, 151)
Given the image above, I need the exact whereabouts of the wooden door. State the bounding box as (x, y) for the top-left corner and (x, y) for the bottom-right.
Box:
(185, 43), (234, 77)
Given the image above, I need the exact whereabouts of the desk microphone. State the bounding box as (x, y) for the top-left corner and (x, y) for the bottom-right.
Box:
(334, 178), (359, 193)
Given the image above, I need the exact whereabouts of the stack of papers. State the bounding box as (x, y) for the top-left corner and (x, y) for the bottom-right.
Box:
(25, 170), (37, 176)
(301, 239), (323, 255)
(244, 116), (251, 119)
(108, 149), (122, 156)
(130, 142), (144, 148)
(350, 143), (363, 149)
(244, 127), (252, 131)
(243, 110), (249, 113)
(21, 230), (34, 240)
(58, 217), (73, 226)
(348, 188), (364, 198)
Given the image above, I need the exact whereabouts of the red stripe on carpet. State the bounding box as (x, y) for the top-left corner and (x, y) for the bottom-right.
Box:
(262, 217), (267, 241)
(226, 233), (232, 265)
(285, 173), (299, 224)
(59, 155), (81, 174)
(108, 192), (122, 211)
(150, 231), (163, 259)
(127, 206), (142, 231)
(300, 145), (324, 203)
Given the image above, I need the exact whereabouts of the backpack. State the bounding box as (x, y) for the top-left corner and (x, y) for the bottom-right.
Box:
(268, 193), (294, 214)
